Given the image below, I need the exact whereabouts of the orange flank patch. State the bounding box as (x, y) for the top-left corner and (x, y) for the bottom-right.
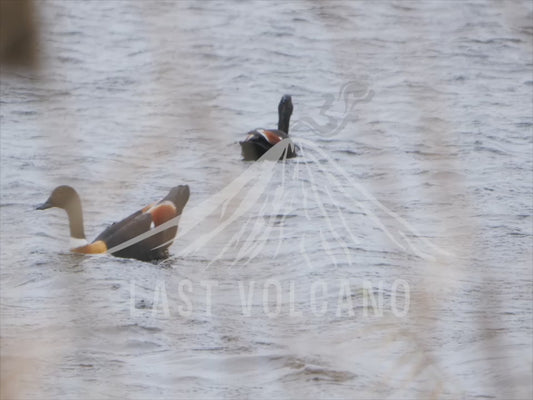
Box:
(142, 203), (155, 213)
(72, 240), (107, 254)
(148, 201), (177, 227)
(262, 130), (282, 145)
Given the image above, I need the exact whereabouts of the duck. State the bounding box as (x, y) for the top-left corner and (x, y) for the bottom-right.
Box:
(240, 94), (297, 161)
(36, 185), (190, 261)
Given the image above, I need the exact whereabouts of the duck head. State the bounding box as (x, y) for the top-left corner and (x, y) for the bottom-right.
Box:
(36, 185), (80, 211)
(278, 94), (293, 133)
(37, 185), (86, 240)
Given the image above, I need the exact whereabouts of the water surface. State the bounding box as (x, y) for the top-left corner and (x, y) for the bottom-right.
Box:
(1, 1), (532, 399)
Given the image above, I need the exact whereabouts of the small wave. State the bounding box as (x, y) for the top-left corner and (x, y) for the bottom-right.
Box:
(57, 56), (83, 65)
(124, 339), (162, 350)
(474, 145), (509, 156)
(281, 359), (357, 383)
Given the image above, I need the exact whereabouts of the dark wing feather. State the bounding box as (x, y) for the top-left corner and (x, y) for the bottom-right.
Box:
(240, 129), (296, 161)
(107, 213), (174, 261)
(240, 129), (272, 161)
(93, 186), (189, 261)
(161, 185), (190, 214)
(93, 208), (144, 244)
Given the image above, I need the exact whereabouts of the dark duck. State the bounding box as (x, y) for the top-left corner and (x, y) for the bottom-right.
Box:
(37, 185), (190, 261)
(240, 94), (296, 161)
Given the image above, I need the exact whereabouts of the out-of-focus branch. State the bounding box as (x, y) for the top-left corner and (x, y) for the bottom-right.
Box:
(0, 0), (38, 68)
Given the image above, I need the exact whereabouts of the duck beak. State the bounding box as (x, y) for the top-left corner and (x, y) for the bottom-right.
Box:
(36, 200), (52, 210)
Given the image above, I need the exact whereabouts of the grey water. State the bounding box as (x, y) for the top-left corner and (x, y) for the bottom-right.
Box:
(1, 1), (532, 399)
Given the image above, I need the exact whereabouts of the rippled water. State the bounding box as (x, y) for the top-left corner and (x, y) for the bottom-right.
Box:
(1, 1), (532, 399)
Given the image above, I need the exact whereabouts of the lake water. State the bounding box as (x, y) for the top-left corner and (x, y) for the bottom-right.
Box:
(1, 1), (532, 399)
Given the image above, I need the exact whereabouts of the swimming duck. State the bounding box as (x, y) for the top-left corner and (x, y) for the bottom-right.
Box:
(37, 185), (190, 261)
(240, 94), (296, 161)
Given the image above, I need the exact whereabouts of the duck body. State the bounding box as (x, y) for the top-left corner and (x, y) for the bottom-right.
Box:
(240, 128), (296, 161)
(37, 185), (190, 262)
(240, 94), (297, 161)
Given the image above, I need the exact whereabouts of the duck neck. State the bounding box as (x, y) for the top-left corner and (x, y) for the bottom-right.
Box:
(64, 197), (86, 240)
(278, 109), (291, 134)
